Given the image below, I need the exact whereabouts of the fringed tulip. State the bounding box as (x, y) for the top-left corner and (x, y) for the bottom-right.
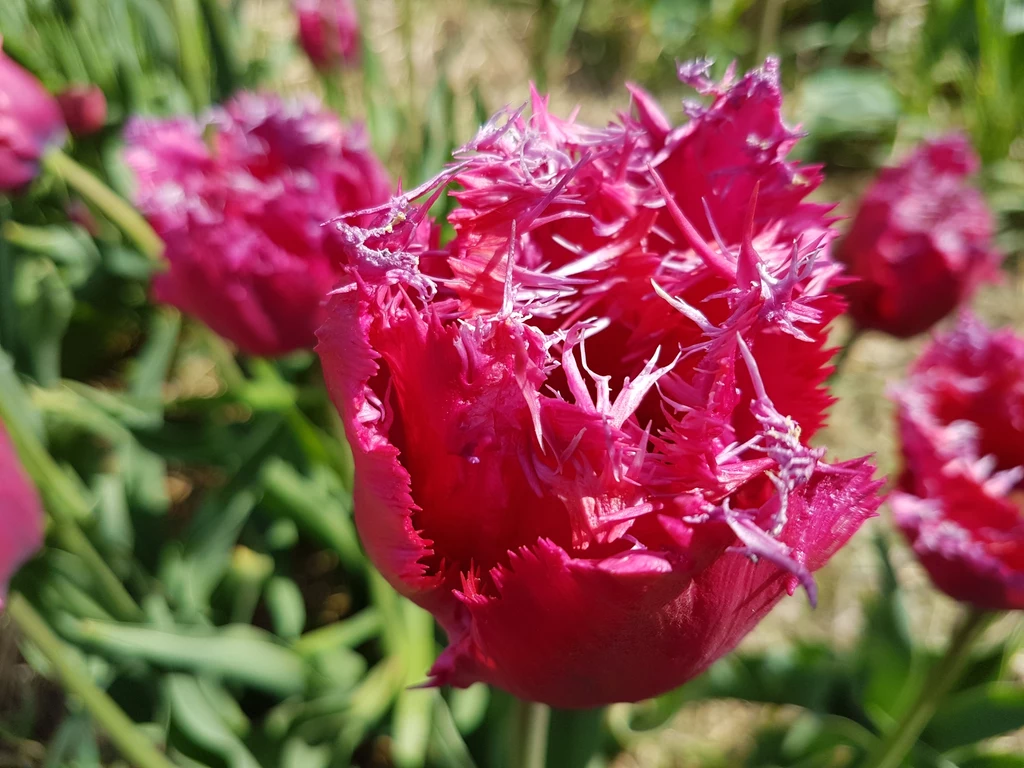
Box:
(0, 38), (67, 193)
(125, 93), (390, 356)
(295, 0), (360, 71)
(0, 421), (44, 609)
(892, 315), (1024, 610)
(838, 135), (1001, 338)
(317, 59), (882, 707)
(57, 85), (108, 138)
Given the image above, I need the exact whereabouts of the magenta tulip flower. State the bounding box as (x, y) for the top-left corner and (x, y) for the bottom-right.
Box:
(0, 38), (67, 193)
(295, 0), (360, 71)
(0, 421), (44, 609)
(893, 315), (1024, 610)
(124, 93), (391, 357)
(316, 60), (882, 707)
(838, 135), (1001, 338)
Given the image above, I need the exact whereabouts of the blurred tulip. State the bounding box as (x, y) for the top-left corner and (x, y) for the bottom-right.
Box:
(892, 314), (1024, 610)
(124, 93), (390, 357)
(838, 135), (1001, 338)
(0, 38), (67, 193)
(57, 85), (107, 138)
(0, 421), (44, 609)
(295, 0), (360, 71)
(317, 59), (882, 707)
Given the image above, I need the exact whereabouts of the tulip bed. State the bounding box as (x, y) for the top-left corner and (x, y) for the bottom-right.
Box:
(0, 1), (1022, 767)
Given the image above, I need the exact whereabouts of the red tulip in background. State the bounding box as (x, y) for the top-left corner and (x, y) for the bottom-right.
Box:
(125, 93), (390, 357)
(892, 315), (1024, 610)
(0, 421), (44, 609)
(57, 85), (107, 138)
(837, 135), (1001, 338)
(317, 59), (882, 707)
(0, 37), (67, 193)
(295, 0), (360, 71)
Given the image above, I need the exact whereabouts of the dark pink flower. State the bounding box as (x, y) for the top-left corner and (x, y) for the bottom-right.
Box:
(317, 60), (882, 707)
(837, 135), (1001, 338)
(295, 0), (360, 71)
(124, 93), (391, 357)
(892, 315), (1024, 610)
(57, 85), (107, 138)
(0, 38), (67, 193)
(0, 421), (44, 609)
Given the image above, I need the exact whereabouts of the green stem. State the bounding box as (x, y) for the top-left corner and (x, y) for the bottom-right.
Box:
(6, 594), (177, 768)
(830, 326), (863, 382)
(42, 149), (164, 262)
(757, 0), (787, 61)
(864, 608), (994, 768)
(515, 700), (550, 768)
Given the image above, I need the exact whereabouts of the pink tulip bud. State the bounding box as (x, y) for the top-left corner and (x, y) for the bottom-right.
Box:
(0, 421), (44, 609)
(124, 92), (391, 357)
(892, 314), (1024, 610)
(295, 0), (360, 71)
(317, 59), (882, 707)
(57, 85), (107, 138)
(838, 135), (1001, 338)
(0, 39), (67, 193)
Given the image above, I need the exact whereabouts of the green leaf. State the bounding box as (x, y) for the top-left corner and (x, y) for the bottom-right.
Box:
(391, 603), (436, 768)
(795, 67), (899, 166)
(957, 754), (1024, 768)
(923, 682), (1024, 751)
(858, 535), (918, 727)
(165, 674), (261, 768)
(14, 256), (74, 386)
(128, 307), (181, 409)
(64, 619), (311, 697)
(546, 707), (606, 768)
(259, 458), (363, 573)
(449, 684), (490, 736)
(265, 575), (307, 641)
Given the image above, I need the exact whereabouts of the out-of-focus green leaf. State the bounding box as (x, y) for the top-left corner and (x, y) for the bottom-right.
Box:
(14, 256), (74, 386)
(259, 458), (363, 573)
(359, 30), (401, 161)
(795, 67), (899, 165)
(165, 674), (261, 768)
(161, 490), (258, 615)
(431, 695), (479, 768)
(128, 308), (181, 409)
(547, 707), (606, 768)
(280, 737), (332, 768)
(294, 609), (381, 657)
(923, 682), (1024, 751)
(63, 619), (310, 697)
(449, 684), (490, 736)
(266, 575), (307, 641)
(44, 713), (101, 768)
(2, 222), (101, 287)
(858, 535), (918, 728)
(957, 754), (1024, 768)
(391, 602), (435, 768)
(701, 642), (849, 711)
(743, 712), (875, 768)
(418, 71), (456, 186)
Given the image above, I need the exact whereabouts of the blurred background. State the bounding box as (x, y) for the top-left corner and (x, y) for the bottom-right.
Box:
(0, 0), (1022, 766)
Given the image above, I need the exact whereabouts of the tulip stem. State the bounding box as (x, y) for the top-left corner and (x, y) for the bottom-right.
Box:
(830, 326), (863, 381)
(5, 593), (177, 768)
(42, 149), (165, 262)
(863, 607), (994, 768)
(514, 700), (550, 768)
